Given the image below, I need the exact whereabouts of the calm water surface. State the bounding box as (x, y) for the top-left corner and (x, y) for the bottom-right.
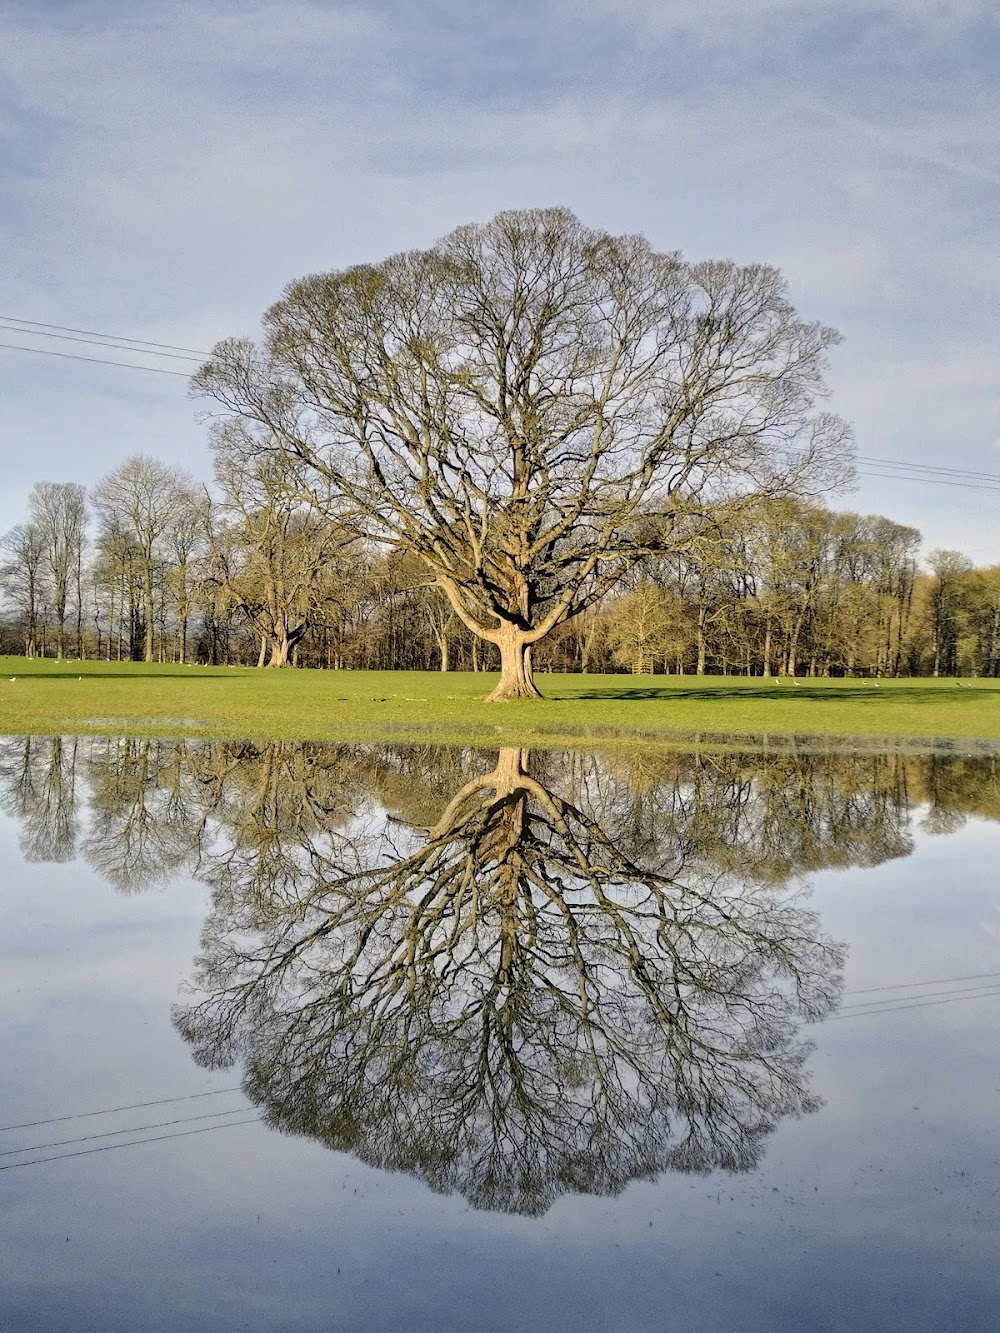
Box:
(0, 736), (998, 1332)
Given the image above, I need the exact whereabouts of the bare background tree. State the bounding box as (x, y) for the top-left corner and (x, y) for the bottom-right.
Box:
(27, 482), (87, 661)
(1, 522), (46, 658)
(3, 474), (997, 678)
(208, 423), (357, 667)
(92, 454), (193, 664)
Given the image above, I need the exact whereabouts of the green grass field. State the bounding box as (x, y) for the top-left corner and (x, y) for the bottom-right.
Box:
(2, 657), (999, 748)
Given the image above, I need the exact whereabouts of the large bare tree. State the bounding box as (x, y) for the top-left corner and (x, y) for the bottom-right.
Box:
(195, 208), (853, 698)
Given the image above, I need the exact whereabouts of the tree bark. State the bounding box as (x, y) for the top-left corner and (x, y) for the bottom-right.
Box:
(267, 622), (306, 667)
(267, 638), (291, 667)
(487, 628), (542, 701)
(267, 635), (293, 667)
(143, 558), (155, 663)
(696, 604), (707, 675)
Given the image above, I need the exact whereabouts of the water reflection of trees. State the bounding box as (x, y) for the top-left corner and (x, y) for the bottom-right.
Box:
(4, 736), (998, 888)
(2, 735), (999, 1214)
(0, 735), (80, 863)
(175, 746), (846, 1214)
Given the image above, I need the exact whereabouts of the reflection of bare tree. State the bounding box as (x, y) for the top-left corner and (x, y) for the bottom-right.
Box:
(0, 735), (80, 863)
(77, 738), (367, 898)
(81, 738), (204, 891)
(597, 749), (919, 881)
(181, 740), (365, 909)
(176, 748), (845, 1215)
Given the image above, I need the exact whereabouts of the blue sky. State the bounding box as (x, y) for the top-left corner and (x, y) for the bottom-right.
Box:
(1, 0), (998, 559)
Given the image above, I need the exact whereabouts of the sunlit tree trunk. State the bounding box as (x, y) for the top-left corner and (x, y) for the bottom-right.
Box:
(266, 622), (306, 667)
(488, 628), (542, 701)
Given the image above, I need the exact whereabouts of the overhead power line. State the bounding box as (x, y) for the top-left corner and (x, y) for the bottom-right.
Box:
(0, 315), (998, 494)
(0, 340), (192, 376)
(838, 979), (1000, 1013)
(0, 314), (211, 358)
(0, 1082), (255, 1174)
(843, 968), (1000, 996)
(0, 322), (204, 363)
(827, 986), (1000, 1020)
(0, 313), (215, 379)
(0, 958), (992, 1174)
(859, 470), (1000, 493)
(857, 454), (1000, 483)
(858, 467), (1000, 494)
(830, 968), (1000, 1021)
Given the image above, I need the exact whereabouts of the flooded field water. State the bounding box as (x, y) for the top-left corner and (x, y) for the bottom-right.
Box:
(1, 735), (998, 1332)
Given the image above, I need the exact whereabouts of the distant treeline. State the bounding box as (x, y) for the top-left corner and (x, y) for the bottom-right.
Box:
(2, 453), (999, 677)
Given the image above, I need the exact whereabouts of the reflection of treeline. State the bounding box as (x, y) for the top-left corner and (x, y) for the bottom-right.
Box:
(3, 735), (992, 1216)
(2, 736), (998, 883)
(3, 472), (1000, 678)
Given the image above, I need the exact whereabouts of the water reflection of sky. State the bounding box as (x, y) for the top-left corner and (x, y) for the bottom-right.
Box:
(0, 739), (998, 1332)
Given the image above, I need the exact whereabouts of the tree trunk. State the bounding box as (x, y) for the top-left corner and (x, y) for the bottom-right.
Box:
(487, 629), (542, 701)
(267, 636), (292, 667)
(267, 622), (306, 667)
(696, 604), (707, 675)
(75, 555), (84, 660)
(143, 559), (155, 663)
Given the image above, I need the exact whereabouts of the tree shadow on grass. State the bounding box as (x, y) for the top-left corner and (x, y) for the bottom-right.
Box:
(3, 669), (253, 680)
(568, 684), (991, 704)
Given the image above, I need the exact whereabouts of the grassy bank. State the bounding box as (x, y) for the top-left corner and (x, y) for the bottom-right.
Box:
(2, 657), (1000, 747)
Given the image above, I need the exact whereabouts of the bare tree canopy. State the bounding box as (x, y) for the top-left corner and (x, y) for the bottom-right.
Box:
(92, 454), (196, 663)
(0, 522), (46, 658)
(28, 482), (87, 661)
(208, 422), (357, 667)
(195, 207), (854, 698)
